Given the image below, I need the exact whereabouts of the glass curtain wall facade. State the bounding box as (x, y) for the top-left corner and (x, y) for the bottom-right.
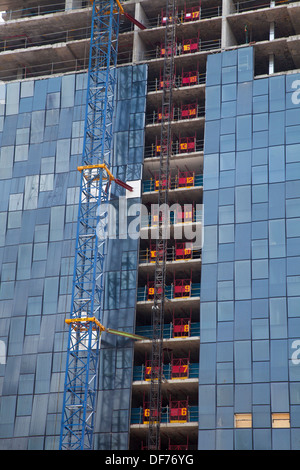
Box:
(199, 45), (300, 450)
(0, 64), (147, 450)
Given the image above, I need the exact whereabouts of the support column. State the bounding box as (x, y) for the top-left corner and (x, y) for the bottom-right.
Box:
(133, 2), (148, 63)
(269, 54), (275, 74)
(221, 0), (237, 49)
(269, 21), (275, 74)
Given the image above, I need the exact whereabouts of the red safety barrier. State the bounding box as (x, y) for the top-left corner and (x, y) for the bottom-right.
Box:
(145, 360), (161, 381)
(169, 400), (188, 423)
(171, 358), (189, 379)
(147, 282), (163, 300)
(179, 136), (196, 153)
(184, 6), (200, 22)
(182, 37), (199, 54)
(176, 204), (194, 223)
(177, 170), (195, 188)
(174, 279), (191, 297)
(181, 103), (197, 120)
(182, 71), (198, 86)
(175, 242), (193, 260)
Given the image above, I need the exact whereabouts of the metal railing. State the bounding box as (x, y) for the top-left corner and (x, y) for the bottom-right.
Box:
(145, 4), (222, 29)
(133, 363), (199, 381)
(147, 72), (206, 92)
(0, 26), (91, 53)
(144, 140), (204, 159)
(233, 0), (291, 13)
(131, 406), (199, 424)
(139, 246), (201, 264)
(0, 56), (89, 82)
(138, 39), (221, 62)
(140, 209), (203, 229)
(146, 105), (205, 125)
(0, 47), (133, 81)
(142, 174), (203, 193)
(2, 1), (81, 21)
(136, 283), (201, 302)
(135, 322), (200, 338)
(1, 0), (220, 24)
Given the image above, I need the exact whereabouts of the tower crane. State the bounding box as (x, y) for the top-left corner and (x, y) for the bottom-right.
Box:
(59, 0), (176, 451)
(59, 0), (146, 451)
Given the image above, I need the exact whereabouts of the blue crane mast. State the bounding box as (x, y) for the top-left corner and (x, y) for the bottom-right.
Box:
(59, 0), (145, 450)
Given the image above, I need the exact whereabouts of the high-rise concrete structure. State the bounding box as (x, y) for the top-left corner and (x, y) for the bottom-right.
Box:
(0, 0), (299, 451)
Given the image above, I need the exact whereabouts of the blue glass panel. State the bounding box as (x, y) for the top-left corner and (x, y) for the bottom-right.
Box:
(198, 385), (216, 427)
(219, 224), (234, 243)
(235, 186), (251, 222)
(222, 66), (237, 85)
(237, 115), (252, 150)
(235, 301), (251, 340)
(202, 225), (217, 263)
(252, 184), (268, 203)
(204, 121), (220, 153)
(269, 75), (285, 112)
(222, 50), (237, 67)
(252, 319), (269, 340)
(222, 84), (236, 102)
(221, 100), (237, 118)
(253, 113), (268, 132)
(203, 153), (219, 190)
(286, 163), (300, 181)
(220, 117), (235, 135)
(61, 75), (75, 108)
(235, 223), (251, 260)
(201, 264), (217, 301)
(269, 183), (285, 219)
(220, 152), (235, 170)
(200, 302), (216, 342)
(269, 111), (285, 145)
(217, 262), (234, 283)
(219, 205), (234, 225)
(252, 148), (267, 166)
(287, 276), (300, 296)
(286, 143), (300, 163)
(269, 146), (285, 182)
(253, 429), (271, 450)
(217, 342), (233, 362)
(253, 130), (268, 149)
(238, 47), (253, 82)
(270, 297), (287, 339)
(253, 95), (268, 114)
(253, 78), (268, 96)
(237, 82), (252, 115)
(269, 258), (286, 297)
(218, 301), (234, 321)
(46, 77), (62, 94)
(286, 125), (300, 145)
(271, 381), (289, 410)
(206, 53), (222, 86)
(252, 259), (268, 279)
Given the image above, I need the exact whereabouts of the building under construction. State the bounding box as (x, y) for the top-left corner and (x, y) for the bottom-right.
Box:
(0, 0), (300, 451)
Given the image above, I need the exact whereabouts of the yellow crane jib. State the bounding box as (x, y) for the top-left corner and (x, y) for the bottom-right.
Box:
(65, 317), (149, 341)
(77, 163), (134, 191)
(65, 316), (106, 332)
